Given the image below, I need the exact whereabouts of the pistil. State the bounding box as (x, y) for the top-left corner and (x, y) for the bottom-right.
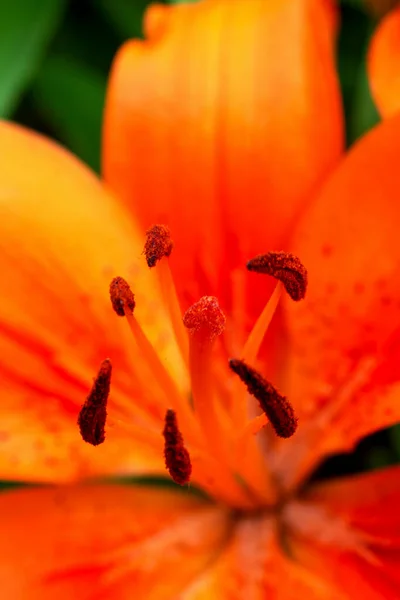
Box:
(183, 296), (228, 461)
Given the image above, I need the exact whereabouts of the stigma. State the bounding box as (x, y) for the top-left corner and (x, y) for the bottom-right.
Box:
(183, 295), (226, 341)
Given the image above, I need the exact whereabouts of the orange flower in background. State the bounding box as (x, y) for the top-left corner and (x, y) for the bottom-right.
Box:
(0, 0), (400, 597)
(368, 3), (400, 117)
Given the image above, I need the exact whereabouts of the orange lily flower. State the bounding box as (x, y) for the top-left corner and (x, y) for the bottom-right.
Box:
(0, 0), (400, 597)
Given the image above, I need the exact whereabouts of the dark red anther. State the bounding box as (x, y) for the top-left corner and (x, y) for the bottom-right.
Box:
(78, 359), (112, 446)
(109, 276), (136, 316)
(144, 224), (174, 268)
(229, 359), (298, 438)
(163, 409), (192, 485)
(247, 251), (307, 301)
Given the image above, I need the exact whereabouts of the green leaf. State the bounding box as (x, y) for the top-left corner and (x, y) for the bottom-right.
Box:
(94, 0), (150, 39)
(367, 446), (394, 469)
(390, 424), (400, 458)
(0, 0), (66, 117)
(31, 55), (107, 172)
(111, 475), (209, 498)
(339, 5), (380, 144)
(340, 0), (365, 9)
(337, 4), (378, 146)
(348, 59), (380, 143)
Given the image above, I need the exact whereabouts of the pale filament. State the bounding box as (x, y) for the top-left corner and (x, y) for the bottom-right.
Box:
(241, 282), (283, 363)
(157, 258), (190, 368)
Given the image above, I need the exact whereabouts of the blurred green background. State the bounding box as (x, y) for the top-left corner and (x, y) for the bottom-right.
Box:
(0, 0), (398, 480)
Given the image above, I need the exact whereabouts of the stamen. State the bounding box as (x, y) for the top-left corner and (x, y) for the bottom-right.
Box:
(183, 297), (228, 459)
(78, 359), (112, 446)
(109, 276), (176, 399)
(109, 276), (202, 447)
(229, 359), (298, 438)
(109, 276), (136, 316)
(247, 251), (307, 301)
(163, 409), (192, 485)
(144, 224), (174, 268)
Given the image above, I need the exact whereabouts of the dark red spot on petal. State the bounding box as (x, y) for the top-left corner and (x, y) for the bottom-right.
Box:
(381, 296), (392, 306)
(321, 244), (333, 257)
(354, 282), (365, 295)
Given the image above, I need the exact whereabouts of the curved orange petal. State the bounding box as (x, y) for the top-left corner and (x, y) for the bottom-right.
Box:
(368, 5), (400, 118)
(0, 484), (231, 599)
(103, 0), (343, 318)
(287, 467), (400, 598)
(273, 113), (400, 488)
(0, 120), (185, 482)
(305, 466), (400, 542)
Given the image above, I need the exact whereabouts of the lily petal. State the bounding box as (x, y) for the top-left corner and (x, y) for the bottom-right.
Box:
(368, 5), (400, 118)
(103, 0), (343, 315)
(0, 120), (183, 481)
(286, 467), (400, 598)
(276, 113), (400, 487)
(0, 484), (231, 599)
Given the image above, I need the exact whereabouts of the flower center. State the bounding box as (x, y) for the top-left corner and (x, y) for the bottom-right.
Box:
(78, 225), (308, 511)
